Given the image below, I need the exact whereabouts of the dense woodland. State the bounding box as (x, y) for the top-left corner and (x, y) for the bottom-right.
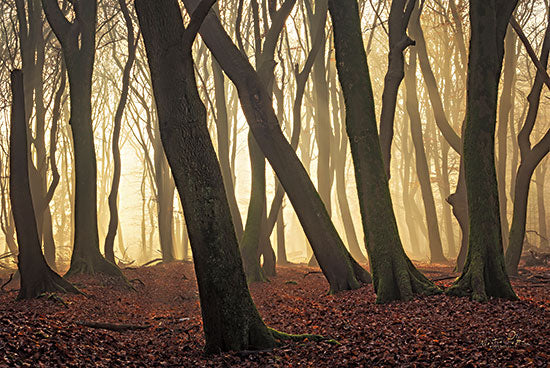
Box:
(0, 0), (549, 365)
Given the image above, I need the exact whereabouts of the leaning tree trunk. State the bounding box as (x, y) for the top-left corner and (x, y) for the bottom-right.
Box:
(10, 70), (78, 299)
(42, 0), (122, 277)
(135, 0), (321, 352)
(182, 0), (371, 293)
(447, 0), (518, 302)
(328, 0), (439, 303)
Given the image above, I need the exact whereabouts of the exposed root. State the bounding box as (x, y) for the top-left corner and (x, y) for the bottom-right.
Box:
(303, 271), (323, 278)
(18, 271), (83, 300)
(1, 273), (14, 291)
(268, 328), (330, 344)
(76, 320), (151, 332)
(65, 256), (135, 291)
(39, 292), (69, 308)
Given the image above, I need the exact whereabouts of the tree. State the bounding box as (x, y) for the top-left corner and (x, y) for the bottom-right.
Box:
(505, 14), (550, 275)
(328, 0), (439, 303)
(104, 0), (138, 264)
(181, 0), (370, 293)
(447, 0), (518, 301)
(379, 0), (416, 178)
(134, 0), (319, 352)
(10, 70), (78, 299)
(41, 0), (122, 276)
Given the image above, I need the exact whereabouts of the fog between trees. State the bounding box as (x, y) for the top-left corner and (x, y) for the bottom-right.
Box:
(0, 0), (549, 348)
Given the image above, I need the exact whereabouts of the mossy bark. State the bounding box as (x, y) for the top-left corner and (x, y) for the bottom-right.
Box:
(328, 0), (438, 303)
(447, 0), (518, 302)
(182, 0), (371, 293)
(135, 0), (277, 352)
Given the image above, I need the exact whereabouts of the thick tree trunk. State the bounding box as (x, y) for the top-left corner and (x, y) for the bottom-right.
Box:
(135, 0), (278, 351)
(10, 70), (78, 299)
(182, 0), (370, 293)
(328, 0), (438, 303)
(447, 0), (518, 301)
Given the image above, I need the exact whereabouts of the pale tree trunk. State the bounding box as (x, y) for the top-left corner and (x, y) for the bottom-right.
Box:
(496, 27), (517, 251)
(404, 47), (447, 263)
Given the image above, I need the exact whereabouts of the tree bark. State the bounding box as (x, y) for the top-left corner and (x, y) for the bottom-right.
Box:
(10, 70), (78, 299)
(42, 0), (122, 277)
(135, 0), (277, 351)
(182, 0), (370, 293)
(328, 0), (439, 303)
(447, 0), (518, 301)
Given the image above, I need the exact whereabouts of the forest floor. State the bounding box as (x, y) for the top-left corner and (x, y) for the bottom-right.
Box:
(0, 261), (548, 367)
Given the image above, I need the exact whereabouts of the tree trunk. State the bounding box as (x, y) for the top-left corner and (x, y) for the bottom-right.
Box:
(135, 0), (278, 351)
(447, 0), (518, 301)
(10, 70), (78, 299)
(212, 59), (243, 239)
(379, 0), (415, 177)
(42, 0), (122, 277)
(536, 164), (548, 249)
(404, 48), (447, 263)
(496, 27), (516, 251)
(505, 13), (550, 275)
(182, 0), (371, 293)
(328, 0), (439, 303)
(105, 0), (136, 264)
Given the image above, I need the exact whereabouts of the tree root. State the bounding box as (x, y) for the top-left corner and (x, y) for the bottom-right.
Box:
(76, 320), (151, 332)
(1, 273), (14, 291)
(268, 328), (338, 345)
(18, 270), (83, 300)
(65, 256), (135, 291)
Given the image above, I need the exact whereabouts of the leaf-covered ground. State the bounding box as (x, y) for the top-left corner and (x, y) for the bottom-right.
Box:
(0, 261), (548, 367)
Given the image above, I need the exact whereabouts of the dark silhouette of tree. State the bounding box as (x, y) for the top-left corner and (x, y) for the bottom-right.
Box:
(328, 0), (439, 303)
(41, 0), (121, 276)
(181, 0), (371, 293)
(447, 0), (518, 301)
(135, 0), (321, 352)
(10, 69), (78, 299)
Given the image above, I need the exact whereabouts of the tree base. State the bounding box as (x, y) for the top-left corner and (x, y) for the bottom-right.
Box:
(65, 254), (124, 278)
(18, 269), (81, 300)
(446, 260), (517, 302)
(374, 258), (441, 304)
